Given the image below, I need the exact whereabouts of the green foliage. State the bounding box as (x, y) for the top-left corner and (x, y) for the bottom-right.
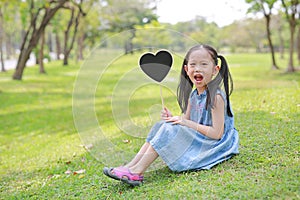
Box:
(0, 52), (299, 199)
(78, 3), (103, 48)
(100, 0), (158, 32)
(0, 0), (296, 70)
(245, 0), (278, 14)
(133, 21), (173, 49)
(19, 1), (29, 28)
(222, 19), (267, 51)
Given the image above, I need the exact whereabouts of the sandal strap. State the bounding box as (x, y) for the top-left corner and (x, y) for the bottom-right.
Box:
(113, 167), (143, 181)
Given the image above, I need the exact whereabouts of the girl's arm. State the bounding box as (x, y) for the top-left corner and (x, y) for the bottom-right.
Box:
(182, 99), (191, 120)
(165, 94), (225, 140)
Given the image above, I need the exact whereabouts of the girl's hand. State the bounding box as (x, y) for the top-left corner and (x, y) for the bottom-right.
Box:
(161, 107), (172, 120)
(165, 116), (186, 126)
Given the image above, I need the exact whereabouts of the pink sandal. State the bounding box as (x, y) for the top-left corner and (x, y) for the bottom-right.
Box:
(103, 166), (143, 186)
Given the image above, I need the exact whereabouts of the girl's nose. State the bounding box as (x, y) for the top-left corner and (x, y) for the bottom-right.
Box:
(195, 66), (201, 72)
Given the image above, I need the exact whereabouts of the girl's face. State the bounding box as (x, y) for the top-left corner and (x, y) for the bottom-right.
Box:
(184, 49), (219, 93)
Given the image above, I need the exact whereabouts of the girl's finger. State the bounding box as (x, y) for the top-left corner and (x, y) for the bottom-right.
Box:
(171, 119), (182, 125)
(165, 118), (172, 122)
(165, 117), (174, 122)
(164, 107), (172, 117)
(162, 116), (169, 120)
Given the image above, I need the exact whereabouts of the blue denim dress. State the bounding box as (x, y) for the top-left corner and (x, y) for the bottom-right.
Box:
(146, 89), (239, 172)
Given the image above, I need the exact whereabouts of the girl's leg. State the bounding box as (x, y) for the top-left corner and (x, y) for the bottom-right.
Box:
(129, 144), (158, 175)
(124, 142), (150, 168)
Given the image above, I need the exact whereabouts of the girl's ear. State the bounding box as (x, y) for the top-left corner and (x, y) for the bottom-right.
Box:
(213, 65), (220, 76)
(184, 65), (188, 73)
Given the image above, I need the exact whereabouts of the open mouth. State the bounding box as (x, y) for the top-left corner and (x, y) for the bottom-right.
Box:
(194, 74), (203, 82)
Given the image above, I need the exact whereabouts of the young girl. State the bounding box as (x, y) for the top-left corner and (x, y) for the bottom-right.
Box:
(103, 44), (239, 186)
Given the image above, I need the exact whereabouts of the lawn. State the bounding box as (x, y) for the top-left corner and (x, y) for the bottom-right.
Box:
(0, 51), (299, 199)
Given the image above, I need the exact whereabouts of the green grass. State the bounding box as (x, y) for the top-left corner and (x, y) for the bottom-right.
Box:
(0, 52), (299, 199)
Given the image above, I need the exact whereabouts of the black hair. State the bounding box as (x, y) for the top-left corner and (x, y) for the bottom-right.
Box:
(176, 44), (233, 117)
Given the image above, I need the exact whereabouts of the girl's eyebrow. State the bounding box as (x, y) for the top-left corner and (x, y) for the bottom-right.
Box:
(188, 59), (210, 62)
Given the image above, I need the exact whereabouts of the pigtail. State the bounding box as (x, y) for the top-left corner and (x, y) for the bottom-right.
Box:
(177, 60), (193, 113)
(217, 55), (233, 117)
(206, 52), (233, 117)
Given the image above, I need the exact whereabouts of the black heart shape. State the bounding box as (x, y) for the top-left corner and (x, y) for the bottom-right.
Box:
(139, 50), (173, 82)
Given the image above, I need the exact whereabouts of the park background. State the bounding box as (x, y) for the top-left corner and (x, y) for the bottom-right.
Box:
(0, 0), (299, 199)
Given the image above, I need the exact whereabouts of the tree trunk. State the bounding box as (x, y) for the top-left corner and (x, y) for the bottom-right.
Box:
(34, 48), (39, 65)
(281, 0), (297, 72)
(297, 26), (300, 64)
(265, 15), (279, 69)
(47, 31), (53, 53)
(0, 8), (5, 72)
(39, 29), (46, 74)
(12, 0), (68, 80)
(63, 43), (69, 65)
(0, 50), (4, 72)
(287, 24), (296, 72)
(77, 33), (84, 61)
(5, 39), (11, 59)
(13, 48), (32, 80)
(63, 7), (81, 66)
(278, 26), (285, 59)
(63, 8), (74, 66)
(124, 29), (135, 54)
(55, 33), (61, 60)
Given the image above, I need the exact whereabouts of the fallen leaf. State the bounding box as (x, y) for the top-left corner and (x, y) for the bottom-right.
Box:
(78, 174), (85, 179)
(82, 144), (93, 150)
(122, 139), (130, 144)
(73, 169), (85, 175)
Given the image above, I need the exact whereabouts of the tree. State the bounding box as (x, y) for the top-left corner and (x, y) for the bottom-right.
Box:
(281, 0), (299, 72)
(244, 19), (267, 52)
(169, 17), (221, 51)
(272, 13), (289, 59)
(297, 24), (300, 63)
(12, 0), (69, 80)
(38, 28), (46, 73)
(62, 0), (86, 65)
(0, 7), (4, 72)
(51, 11), (64, 60)
(221, 19), (266, 52)
(0, 0), (19, 72)
(133, 20), (172, 50)
(246, 0), (279, 69)
(101, 0), (158, 54)
(189, 17), (221, 49)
